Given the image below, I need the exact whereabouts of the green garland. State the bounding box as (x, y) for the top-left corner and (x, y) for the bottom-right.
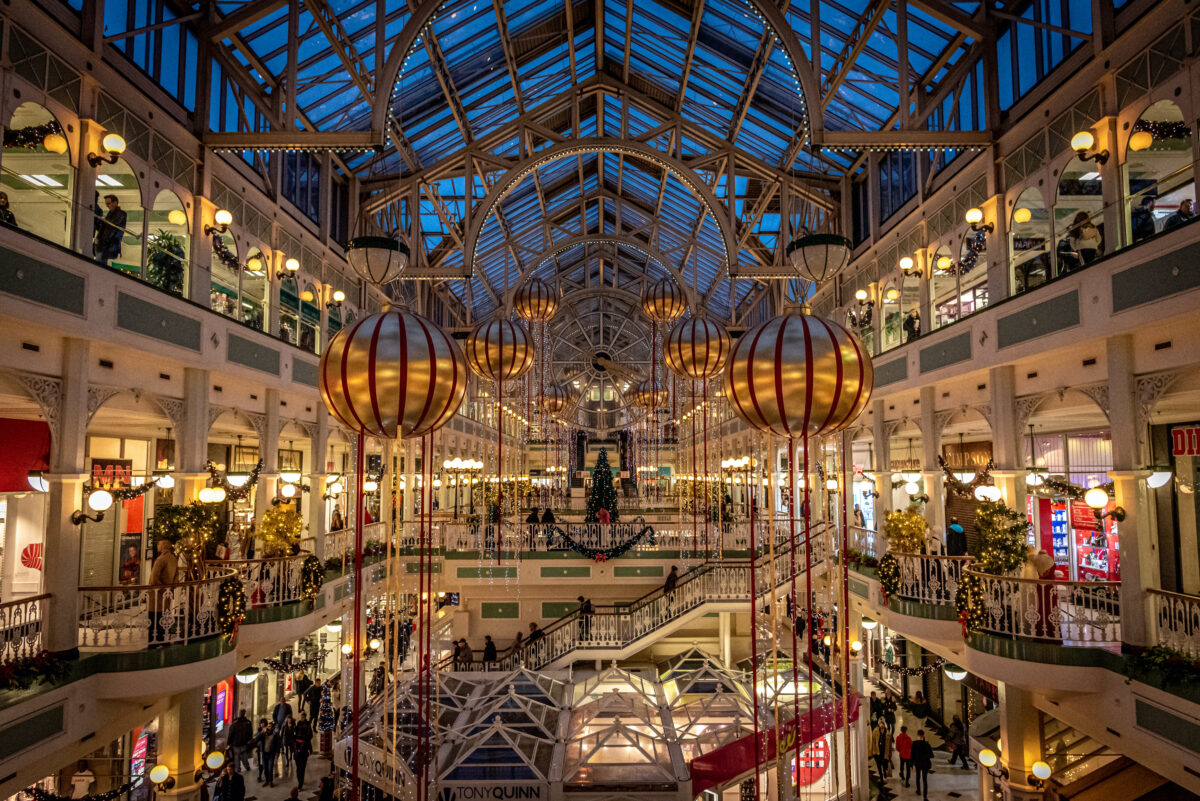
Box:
(548, 520), (655, 561)
(26, 783), (133, 801)
(877, 553), (900, 604)
(843, 548), (879, 570)
(937, 455), (995, 499)
(880, 657), (946, 676)
(206, 459), (263, 501)
(1032, 474), (1112, 501)
(955, 570), (986, 637)
(1127, 645), (1200, 687)
(0, 650), (72, 691)
(218, 575), (246, 640)
(301, 555), (324, 602)
(83, 478), (161, 502)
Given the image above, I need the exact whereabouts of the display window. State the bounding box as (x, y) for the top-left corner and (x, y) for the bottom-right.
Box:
(84, 437), (154, 586)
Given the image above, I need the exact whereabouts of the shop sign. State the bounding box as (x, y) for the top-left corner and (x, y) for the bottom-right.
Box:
(792, 737), (831, 787)
(437, 786), (546, 801)
(91, 458), (133, 489)
(1172, 426), (1200, 455)
(1070, 501), (1099, 531)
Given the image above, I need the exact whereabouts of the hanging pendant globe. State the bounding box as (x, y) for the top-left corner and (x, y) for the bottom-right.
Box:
(346, 236), (409, 286)
(786, 233), (852, 285)
(664, 317), (731, 380)
(723, 312), (873, 438)
(319, 308), (468, 438)
(464, 318), (535, 381)
(641, 278), (688, 323)
(512, 278), (559, 322)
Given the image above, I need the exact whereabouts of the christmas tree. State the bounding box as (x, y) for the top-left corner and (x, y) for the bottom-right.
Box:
(584, 448), (620, 522)
(973, 500), (1030, 573)
(317, 683), (336, 731)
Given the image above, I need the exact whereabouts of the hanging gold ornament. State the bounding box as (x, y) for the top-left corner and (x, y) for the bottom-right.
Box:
(630, 379), (669, 410)
(512, 277), (559, 322)
(540, 384), (571, 414)
(464, 318), (535, 381)
(664, 317), (731, 380)
(723, 313), (873, 438)
(640, 278), (688, 323)
(319, 308), (468, 438)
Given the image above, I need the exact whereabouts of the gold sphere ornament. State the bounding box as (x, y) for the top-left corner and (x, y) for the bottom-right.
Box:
(641, 278), (688, 323)
(319, 308), (468, 438)
(512, 278), (559, 322)
(464, 318), (535, 381)
(723, 313), (872, 438)
(664, 317), (731, 380)
(540, 384), (571, 414)
(630, 379), (669, 410)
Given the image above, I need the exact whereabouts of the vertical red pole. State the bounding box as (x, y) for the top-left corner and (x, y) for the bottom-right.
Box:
(703, 379), (711, 562)
(749, 477), (760, 800)
(803, 430), (814, 766)
(788, 441), (801, 752)
(691, 379), (698, 559)
(350, 430), (365, 801)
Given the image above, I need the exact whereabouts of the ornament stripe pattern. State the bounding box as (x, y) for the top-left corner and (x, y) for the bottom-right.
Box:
(513, 278), (559, 321)
(465, 319), (535, 381)
(641, 278), (688, 322)
(664, 318), (730, 380)
(319, 309), (468, 439)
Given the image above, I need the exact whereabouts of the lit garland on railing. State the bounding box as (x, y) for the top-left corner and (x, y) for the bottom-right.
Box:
(877, 553), (900, 604)
(1132, 120), (1191, 141)
(82, 477), (166, 501)
(3, 121), (65, 150)
(26, 783), (133, 801)
(218, 576), (247, 640)
(206, 459), (263, 501)
(1028, 473), (1112, 501)
(301, 555), (323, 602)
(210, 231), (241, 272)
(262, 650), (327, 674)
(547, 520), (656, 561)
(938, 455), (995, 499)
(880, 657), (947, 676)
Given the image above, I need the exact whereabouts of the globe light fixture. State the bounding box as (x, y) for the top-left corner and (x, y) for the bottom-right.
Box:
(944, 664), (968, 681)
(326, 620), (343, 633)
(340, 642), (353, 656)
(363, 480), (379, 492)
(1128, 130), (1154, 152)
(149, 765), (171, 784)
(280, 483), (297, 499)
(226, 473), (251, 488)
(167, 209), (188, 227)
(904, 481), (921, 495)
(329, 482), (344, 495)
(1084, 487), (1110, 510)
(899, 256), (916, 275)
(850, 640), (862, 652)
(280, 469), (303, 483)
(978, 749), (998, 768)
(1025, 470), (1045, 486)
(206, 751), (225, 770)
(27, 471), (49, 492)
(369, 637), (381, 651)
(206, 208), (233, 235)
(901, 471), (921, 483)
(885, 287), (901, 301)
(236, 668), (259, 684)
(965, 207), (993, 233)
(1031, 760), (1052, 781)
(88, 490), (114, 512)
(88, 132), (126, 166)
(861, 618), (878, 631)
(1013, 207), (1032, 224)
(953, 471), (976, 483)
(42, 133), (68, 154)
(1147, 470), (1173, 489)
(1071, 129), (1109, 164)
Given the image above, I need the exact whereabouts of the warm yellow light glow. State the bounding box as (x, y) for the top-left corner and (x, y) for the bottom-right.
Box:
(369, 638), (381, 650)
(822, 635), (832, 646)
(340, 642), (352, 655)
(850, 640), (862, 652)
(964, 207), (984, 225)
(854, 288), (868, 301)
(149, 765), (170, 784)
(247, 256), (263, 273)
(885, 288), (900, 301)
(167, 209), (188, 226)
(1071, 130), (1095, 152)
(42, 133), (68, 154)
(332, 290), (346, 303)
(363, 480), (379, 492)
(88, 490), (114, 512)
(1128, 130), (1154, 152)
(300, 290), (314, 303)
(1013, 207), (1032, 224)
(206, 751), (225, 770)
(936, 255), (954, 271)
(213, 208), (233, 228)
(102, 133), (126, 155)
(1084, 487), (1110, 510)
(285, 257), (300, 272)
(1032, 760), (1051, 780)
(329, 482), (344, 494)
(1026, 471), (1045, 486)
(904, 481), (921, 495)
(978, 749), (997, 768)
(280, 483), (297, 499)
(825, 479), (838, 490)
(899, 256), (915, 272)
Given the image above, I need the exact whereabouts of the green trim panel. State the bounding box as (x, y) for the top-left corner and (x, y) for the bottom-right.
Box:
(227, 333), (281, 375)
(117, 292), (201, 351)
(1135, 698), (1200, 755)
(613, 565), (664, 577)
(457, 566), (517, 579)
(996, 290), (1079, 348)
(1113, 239), (1200, 311)
(481, 602), (519, 619)
(874, 359), (908, 387)
(542, 602), (579, 618)
(0, 246), (85, 314)
(919, 331), (971, 373)
(849, 576), (870, 599)
(293, 359), (319, 387)
(540, 566), (591, 578)
(0, 702), (64, 761)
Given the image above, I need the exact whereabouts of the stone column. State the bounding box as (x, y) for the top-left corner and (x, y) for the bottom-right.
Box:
(175, 368), (210, 504)
(255, 389), (281, 524)
(1107, 334), (1156, 648)
(308, 410), (330, 561)
(188, 201), (216, 308)
(872, 399), (892, 523)
(157, 687), (205, 801)
(996, 683), (1044, 798)
(989, 365), (1026, 513)
(70, 121), (101, 257)
(920, 386), (947, 540)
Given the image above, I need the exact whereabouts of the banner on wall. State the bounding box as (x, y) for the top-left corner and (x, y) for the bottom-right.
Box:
(91, 458), (133, 489)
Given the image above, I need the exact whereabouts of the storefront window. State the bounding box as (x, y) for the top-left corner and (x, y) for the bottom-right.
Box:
(900, 272), (921, 342)
(299, 282), (320, 353)
(880, 282), (901, 350)
(83, 436), (153, 586)
(1055, 157), (1105, 273)
(1009, 187), (1052, 294)
(2, 102), (74, 247)
(1125, 100), (1194, 245)
(280, 275), (300, 344)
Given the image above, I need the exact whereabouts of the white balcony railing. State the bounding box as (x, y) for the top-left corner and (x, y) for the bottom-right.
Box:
(1148, 587), (1200, 658)
(966, 568), (1121, 646)
(0, 594), (47, 662)
(212, 553), (312, 608)
(895, 553), (972, 606)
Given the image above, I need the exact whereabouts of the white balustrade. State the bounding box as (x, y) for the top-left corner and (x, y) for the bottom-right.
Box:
(0, 594), (47, 662)
(213, 553), (311, 608)
(1149, 588), (1200, 658)
(966, 568), (1121, 645)
(78, 567), (236, 650)
(895, 553), (972, 606)
(847, 526), (880, 558)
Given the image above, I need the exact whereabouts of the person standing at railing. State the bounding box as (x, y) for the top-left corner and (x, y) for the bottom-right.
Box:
(147, 539), (178, 645)
(0, 192), (16, 228)
(93, 194), (126, 267)
(482, 635), (497, 668)
(330, 506), (345, 531)
(527, 622), (543, 643)
(511, 630), (523, 658)
(946, 517), (967, 557)
(853, 504), (866, 528)
(577, 596), (594, 640)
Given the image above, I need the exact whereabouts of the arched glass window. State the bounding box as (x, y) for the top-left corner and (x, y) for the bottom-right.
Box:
(929, 244), (958, 329)
(900, 271), (921, 343)
(1124, 100), (1194, 244)
(94, 157), (143, 273)
(1055, 157), (1105, 273)
(299, 280), (320, 353)
(1009, 188), (1051, 294)
(210, 234), (240, 318)
(954, 229), (988, 316)
(242, 248), (268, 330)
(279, 274), (300, 344)
(147, 190), (189, 295)
(2, 102), (74, 246)
(880, 281), (902, 351)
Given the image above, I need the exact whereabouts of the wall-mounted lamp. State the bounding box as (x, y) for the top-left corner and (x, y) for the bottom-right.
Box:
(87, 133), (126, 167)
(1029, 760), (1052, 789)
(964, 207), (994, 234)
(72, 489), (113, 525)
(194, 750), (226, 783)
(148, 764), (175, 792)
(328, 289), (346, 309)
(1071, 130), (1109, 165)
(899, 256), (919, 276)
(27, 471), (50, 493)
(884, 287), (901, 302)
(1145, 468), (1173, 489)
(1084, 487), (1125, 523)
(205, 209), (233, 236)
(276, 257), (301, 280)
(167, 209), (188, 227)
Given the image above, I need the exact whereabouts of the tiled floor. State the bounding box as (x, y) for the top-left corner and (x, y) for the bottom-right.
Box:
(227, 752), (336, 801)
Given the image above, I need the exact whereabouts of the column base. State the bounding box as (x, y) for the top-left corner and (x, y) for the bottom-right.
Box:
(1002, 780), (1046, 801)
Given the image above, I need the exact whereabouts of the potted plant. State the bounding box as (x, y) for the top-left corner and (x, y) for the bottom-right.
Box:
(147, 229), (185, 295)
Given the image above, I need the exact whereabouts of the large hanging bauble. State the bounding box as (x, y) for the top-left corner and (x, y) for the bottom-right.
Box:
(540, 384), (571, 414)
(641, 278), (688, 323)
(464, 318), (535, 381)
(664, 317), (731, 380)
(723, 313), (872, 438)
(345, 236), (410, 285)
(319, 309), (468, 438)
(630, 379), (669, 410)
(786, 234), (852, 285)
(512, 278), (559, 322)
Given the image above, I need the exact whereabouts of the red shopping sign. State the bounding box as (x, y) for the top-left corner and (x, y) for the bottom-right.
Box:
(792, 737), (830, 787)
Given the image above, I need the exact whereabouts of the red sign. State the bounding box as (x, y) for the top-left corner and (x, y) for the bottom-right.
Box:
(792, 737), (831, 787)
(1172, 426), (1200, 455)
(91, 458), (133, 489)
(1070, 501), (1099, 531)
(20, 543), (43, 571)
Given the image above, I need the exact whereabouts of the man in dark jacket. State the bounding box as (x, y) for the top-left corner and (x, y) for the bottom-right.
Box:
(910, 729), (935, 800)
(482, 635), (498, 664)
(213, 764), (245, 801)
(946, 517), (967, 556)
(226, 710), (254, 773)
(272, 698), (293, 731)
(94, 194), (126, 266)
(292, 714), (314, 787)
(303, 679), (323, 722)
(262, 722), (282, 786)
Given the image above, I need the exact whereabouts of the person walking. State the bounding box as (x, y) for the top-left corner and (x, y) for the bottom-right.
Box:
(663, 566), (679, 607)
(295, 670), (313, 698)
(511, 631), (524, 655)
(272, 697), (293, 731)
(280, 714), (295, 773)
(577, 596), (594, 640)
(252, 720), (269, 783)
(882, 690), (898, 733)
(213, 764), (245, 801)
(869, 718), (891, 784)
(226, 709), (254, 773)
(910, 729), (935, 800)
(147, 539), (178, 645)
(304, 678), (323, 722)
(947, 714), (973, 768)
(263, 722), (283, 786)
(528, 622), (544, 642)
(482, 635), (498, 666)
(895, 725), (913, 787)
(292, 714), (314, 788)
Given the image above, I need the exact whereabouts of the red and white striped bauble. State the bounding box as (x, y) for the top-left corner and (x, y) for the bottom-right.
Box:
(512, 278), (559, 322)
(630, 379), (669, 410)
(664, 317), (731, 380)
(319, 309), (468, 438)
(641, 278), (688, 323)
(464, 319), (535, 381)
(723, 313), (873, 438)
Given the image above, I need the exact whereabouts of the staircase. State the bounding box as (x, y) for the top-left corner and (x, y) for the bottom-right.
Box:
(445, 522), (830, 671)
